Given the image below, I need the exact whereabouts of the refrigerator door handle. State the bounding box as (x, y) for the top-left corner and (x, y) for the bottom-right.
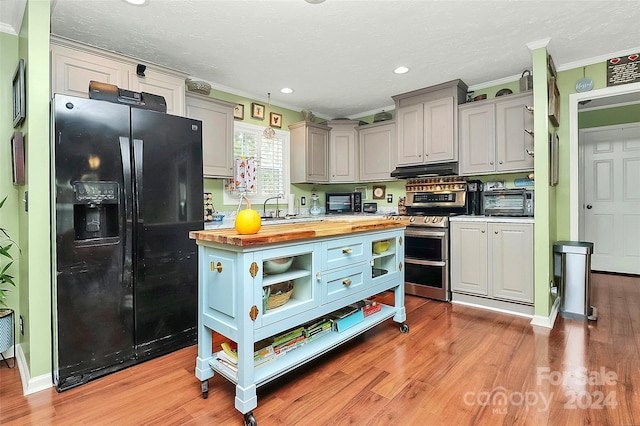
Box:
(133, 138), (145, 271)
(119, 136), (134, 287)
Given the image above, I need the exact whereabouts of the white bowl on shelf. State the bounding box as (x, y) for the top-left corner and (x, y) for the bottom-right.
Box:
(263, 257), (293, 274)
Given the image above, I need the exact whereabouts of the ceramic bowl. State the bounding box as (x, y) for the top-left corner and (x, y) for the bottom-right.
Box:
(373, 240), (390, 254)
(263, 257), (293, 274)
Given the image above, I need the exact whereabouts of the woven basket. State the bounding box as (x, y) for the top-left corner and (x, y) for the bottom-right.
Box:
(265, 280), (294, 310)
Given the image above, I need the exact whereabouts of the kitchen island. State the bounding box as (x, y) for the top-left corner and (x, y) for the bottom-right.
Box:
(189, 219), (407, 426)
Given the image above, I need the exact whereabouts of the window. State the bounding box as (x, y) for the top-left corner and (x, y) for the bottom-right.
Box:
(223, 122), (290, 206)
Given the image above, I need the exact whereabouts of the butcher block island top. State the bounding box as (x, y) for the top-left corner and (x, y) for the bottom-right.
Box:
(189, 217), (405, 247)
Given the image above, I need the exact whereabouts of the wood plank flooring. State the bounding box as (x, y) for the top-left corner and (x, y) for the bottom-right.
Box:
(1, 272), (639, 425)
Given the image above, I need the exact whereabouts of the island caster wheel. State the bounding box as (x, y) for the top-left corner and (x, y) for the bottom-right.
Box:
(201, 379), (209, 399)
(244, 411), (257, 426)
(400, 323), (409, 333)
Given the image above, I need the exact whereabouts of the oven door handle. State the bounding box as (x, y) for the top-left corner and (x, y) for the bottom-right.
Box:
(405, 258), (446, 267)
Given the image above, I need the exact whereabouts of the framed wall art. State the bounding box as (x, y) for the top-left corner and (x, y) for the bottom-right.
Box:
(251, 103), (265, 120)
(372, 185), (386, 200)
(269, 112), (282, 128)
(234, 104), (245, 120)
(12, 59), (26, 128)
(11, 131), (25, 186)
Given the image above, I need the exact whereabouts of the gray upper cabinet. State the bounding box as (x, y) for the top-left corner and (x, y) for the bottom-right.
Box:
(357, 121), (397, 182)
(459, 92), (534, 175)
(393, 80), (468, 167)
(289, 121), (330, 183)
(327, 120), (359, 183)
(185, 93), (236, 178)
(50, 36), (187, 116)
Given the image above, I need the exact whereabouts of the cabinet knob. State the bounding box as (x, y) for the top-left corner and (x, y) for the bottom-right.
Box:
(490, 161), (494, 165)
(210, 261), (223, 273)
(495, 231), (499, 234)
(481, 230), (485, 233)
(342, 248), (353, 254)
(316, 272), (322, 281)
(524, 105), (534, 113)
(499, 161), (503, 164)
(342, 278), (352, 287)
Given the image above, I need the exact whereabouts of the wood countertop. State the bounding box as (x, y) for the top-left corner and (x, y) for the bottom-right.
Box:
(189, 218), (405, 247)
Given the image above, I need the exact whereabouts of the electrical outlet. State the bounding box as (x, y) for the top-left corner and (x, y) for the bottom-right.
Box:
(19, 315), (24, 335)
(301, 196), (306, 206)
(386, 194), (393, 203)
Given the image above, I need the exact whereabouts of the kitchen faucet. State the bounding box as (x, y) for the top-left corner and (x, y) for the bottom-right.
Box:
(263, 193), (284, 218)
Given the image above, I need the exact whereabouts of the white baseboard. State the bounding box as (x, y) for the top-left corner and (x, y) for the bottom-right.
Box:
(15, 344), (53, 395)
(530, 297), (560, 329)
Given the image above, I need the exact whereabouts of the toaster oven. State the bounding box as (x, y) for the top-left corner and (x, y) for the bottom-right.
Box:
(482, 189), (534, 217)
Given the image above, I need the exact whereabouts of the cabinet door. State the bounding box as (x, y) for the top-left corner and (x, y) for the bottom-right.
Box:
(489, 223), (533, 303)
(358, 122), (396, 182)
(185, 94), (235, 178)
(396, 103), (424, 165)
(330, 125), (357, 182)
(459, 103), (496, 175)
(306, 126), (330, 182)
(51, 45), (128, 98)
(129, 70), (186, 116)
(450, 222), (488, 295)
(496, 94), (534, 172)
(424, 97), (456, 163)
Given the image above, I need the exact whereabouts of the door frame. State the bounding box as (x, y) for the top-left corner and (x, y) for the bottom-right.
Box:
(568, 81), (640, 239)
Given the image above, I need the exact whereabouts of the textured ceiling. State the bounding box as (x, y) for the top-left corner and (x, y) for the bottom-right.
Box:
(8, 1), (640, 118)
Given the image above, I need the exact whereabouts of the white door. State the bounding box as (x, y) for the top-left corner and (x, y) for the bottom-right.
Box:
(581, 124), (640, 274)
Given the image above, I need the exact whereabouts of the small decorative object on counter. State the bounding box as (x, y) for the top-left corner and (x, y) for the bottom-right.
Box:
(398, 196), (406, 215)
(234, 194), (262, 234)
(204, 192), (214, 222)
(309, 191), (322, 216)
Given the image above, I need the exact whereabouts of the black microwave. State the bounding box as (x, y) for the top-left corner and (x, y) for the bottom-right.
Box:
(325, 192), (362, 214)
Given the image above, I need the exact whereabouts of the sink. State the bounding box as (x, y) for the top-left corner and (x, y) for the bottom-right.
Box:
(260, 216), (322, 225)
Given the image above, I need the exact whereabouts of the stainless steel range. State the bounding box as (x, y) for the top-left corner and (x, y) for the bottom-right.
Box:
(388, 177), (482, 301)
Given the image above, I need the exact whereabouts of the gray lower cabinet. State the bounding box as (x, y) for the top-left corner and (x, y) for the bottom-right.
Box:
(185, 93), (236, 178)
(357, 121), (396, 182)
(459, 92), (534, 175)
(450, 219), (534, 315)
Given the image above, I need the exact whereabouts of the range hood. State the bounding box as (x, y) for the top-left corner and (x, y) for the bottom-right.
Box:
(390, 162), (459, 179)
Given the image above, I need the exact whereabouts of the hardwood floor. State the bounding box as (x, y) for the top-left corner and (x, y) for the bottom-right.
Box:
(1, 272), (639, 425)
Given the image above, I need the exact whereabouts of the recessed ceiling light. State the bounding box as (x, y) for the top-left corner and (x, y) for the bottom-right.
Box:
(125, 0), (147, 5)
(280, 88), (294, 94)
(394, 66), (409, 74)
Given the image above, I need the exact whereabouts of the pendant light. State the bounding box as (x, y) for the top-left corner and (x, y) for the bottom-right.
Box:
(263, 93), (276, 140)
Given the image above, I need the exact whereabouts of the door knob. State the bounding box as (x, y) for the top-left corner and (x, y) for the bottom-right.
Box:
(586, 204), (593, 209)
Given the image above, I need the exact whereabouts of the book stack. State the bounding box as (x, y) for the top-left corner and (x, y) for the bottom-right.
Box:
(304, 318), (332, 341)
(329, 303), (365, 333)
(211, 340), (277, 378)
(361, 298), (382, 317)
(272, 326), (307, 356)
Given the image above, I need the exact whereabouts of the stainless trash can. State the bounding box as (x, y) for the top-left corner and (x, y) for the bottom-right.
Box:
(553, 241), (596, 321)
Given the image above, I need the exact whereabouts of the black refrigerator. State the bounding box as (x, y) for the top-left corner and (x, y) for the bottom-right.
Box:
(52, 94), (203, 391)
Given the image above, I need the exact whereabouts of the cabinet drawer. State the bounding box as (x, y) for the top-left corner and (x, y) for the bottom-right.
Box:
(322, 264), (369, 304)
(323, 236), (367, 270)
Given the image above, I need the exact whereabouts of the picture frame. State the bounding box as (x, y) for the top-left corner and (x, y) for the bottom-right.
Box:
(354, 186), (368, 200)
(12, 59), (26, 128)
(234, 104), (245, 120)
(372, 185), (386, 200)
(548, 76), (560, 127)
(251, 103), (265, 120)
(548, 53), (557, 79)
(269, 112), (282, 128)
(11, 131), (25, 186)
(549, 131), (559, 186)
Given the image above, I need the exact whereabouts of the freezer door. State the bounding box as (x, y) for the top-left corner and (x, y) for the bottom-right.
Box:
(130, 108), (203, 356)
(53, 94), (136, 390)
